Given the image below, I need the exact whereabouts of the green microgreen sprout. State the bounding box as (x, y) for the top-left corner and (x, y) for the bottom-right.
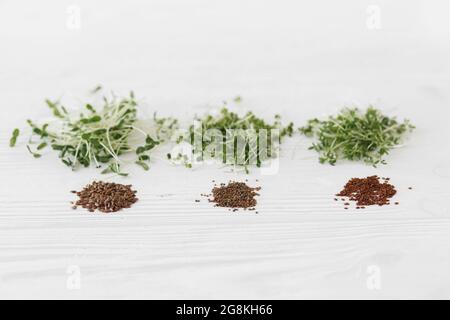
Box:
(90, 85), (103, 95)
(11, 90), (174, 176)
(172, 100), (294, 172)
(299, 106), (415, 166)
(26, 145), (41, 158)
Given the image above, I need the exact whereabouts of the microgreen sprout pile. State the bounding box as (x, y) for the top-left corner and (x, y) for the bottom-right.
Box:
(170, 105), (294, 172)
(15, 91), (167, 176)
(300, 107), (414, 166)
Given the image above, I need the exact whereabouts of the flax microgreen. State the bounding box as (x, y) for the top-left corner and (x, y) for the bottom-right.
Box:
(12, 90), (168, 176)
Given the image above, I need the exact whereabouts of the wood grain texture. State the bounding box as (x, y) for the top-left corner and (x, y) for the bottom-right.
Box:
(1, 0), (450, 299)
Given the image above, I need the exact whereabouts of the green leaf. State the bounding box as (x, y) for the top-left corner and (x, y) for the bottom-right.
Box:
(81, 133), (91, 140)
(138, 154), (150, 161)
(135, 161), (149, 171)
(9, 128), (20, 147)
(85, 104), (96, 113)
(37, 142), (48, 150)
(80, 115), (101, 124)
(51, 144), (65, 151)
(45, 99), (64, 118)
(90, 85), (102, 94)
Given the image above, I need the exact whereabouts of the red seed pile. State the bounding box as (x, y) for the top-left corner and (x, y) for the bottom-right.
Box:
(205, 181), (261, 212)
(71, 181), (138, 213)
(336, 175), (397, 210)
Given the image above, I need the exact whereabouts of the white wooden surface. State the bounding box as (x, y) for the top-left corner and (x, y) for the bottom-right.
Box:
(1, 0), (450, 299)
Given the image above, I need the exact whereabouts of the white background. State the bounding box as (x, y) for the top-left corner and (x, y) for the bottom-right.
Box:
(1, 0), (450, 299)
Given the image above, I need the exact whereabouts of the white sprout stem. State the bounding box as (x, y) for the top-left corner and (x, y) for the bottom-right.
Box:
(105, 128), (119, 157)
(99, 141), (120, 162)
(126, 125), (148, 137)
(73, 140), (83, 167)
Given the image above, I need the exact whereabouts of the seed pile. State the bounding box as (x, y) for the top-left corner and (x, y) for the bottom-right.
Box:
(336, 175), (397, 209)
(205, 181), (261, 212)
(72, 181), (138, 213)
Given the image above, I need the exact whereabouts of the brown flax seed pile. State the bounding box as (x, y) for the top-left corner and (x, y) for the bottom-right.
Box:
(72, 181), (138, 213)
